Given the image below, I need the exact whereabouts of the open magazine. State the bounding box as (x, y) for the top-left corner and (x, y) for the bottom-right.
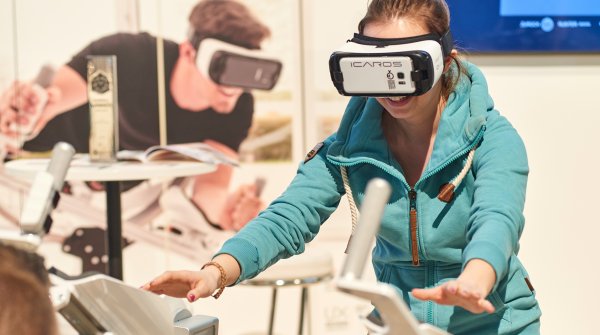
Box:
(117, 142), (239, 167)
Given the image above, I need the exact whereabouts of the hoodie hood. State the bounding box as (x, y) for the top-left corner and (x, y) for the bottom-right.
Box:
(327, 61), (493, 177)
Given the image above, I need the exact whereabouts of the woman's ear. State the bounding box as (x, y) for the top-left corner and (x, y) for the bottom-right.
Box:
(443, 49), (458, 73)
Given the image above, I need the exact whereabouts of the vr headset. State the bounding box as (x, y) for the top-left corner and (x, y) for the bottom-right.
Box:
(195, 37), (282, 91)
(329, 31), (453, 96)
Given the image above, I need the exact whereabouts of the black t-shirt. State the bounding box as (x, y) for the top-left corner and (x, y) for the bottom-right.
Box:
(25, 32), (254, 153)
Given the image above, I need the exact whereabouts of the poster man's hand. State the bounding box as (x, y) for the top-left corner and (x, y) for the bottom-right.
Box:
(220, 183), (263, 231)
(0, 81), (57, 140)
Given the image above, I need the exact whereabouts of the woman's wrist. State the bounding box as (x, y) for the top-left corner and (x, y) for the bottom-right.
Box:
(460, 258), (496, 296)
(201, 261), (227, 299)
(211, 254), (242, 287)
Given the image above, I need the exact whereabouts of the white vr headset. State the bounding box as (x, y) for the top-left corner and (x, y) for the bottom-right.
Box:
(329, 31), (453, 96)
(195, 37), (282, 91)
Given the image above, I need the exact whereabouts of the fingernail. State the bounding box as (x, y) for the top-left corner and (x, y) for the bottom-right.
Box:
(187, 294), (196, 302)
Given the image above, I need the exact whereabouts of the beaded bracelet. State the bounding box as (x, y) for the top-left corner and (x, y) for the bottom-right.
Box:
(201, 261), (227, 299)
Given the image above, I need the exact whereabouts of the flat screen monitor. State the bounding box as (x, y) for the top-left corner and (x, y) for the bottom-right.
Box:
(446, 0), (600, 53)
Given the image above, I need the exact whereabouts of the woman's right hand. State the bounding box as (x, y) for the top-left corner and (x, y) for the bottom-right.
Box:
(143, 254), (241, 302)
(141, 269), (220, 302)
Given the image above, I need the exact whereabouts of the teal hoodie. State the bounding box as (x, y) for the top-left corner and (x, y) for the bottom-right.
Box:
(217, 62), (541, 334)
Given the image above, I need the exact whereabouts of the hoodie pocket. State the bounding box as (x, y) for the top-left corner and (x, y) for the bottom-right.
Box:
(503, 267), (538, 311)
(488, 290), (511, 323)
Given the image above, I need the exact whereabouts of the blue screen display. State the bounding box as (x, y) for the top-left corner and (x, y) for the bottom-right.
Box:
(446, 0), (600, 53)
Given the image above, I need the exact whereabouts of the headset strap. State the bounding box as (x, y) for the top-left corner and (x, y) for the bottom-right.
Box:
(350, 30), (454, 57)
(439, 30), (454, 58)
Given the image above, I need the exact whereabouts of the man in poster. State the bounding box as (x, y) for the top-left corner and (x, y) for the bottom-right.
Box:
(0, 0), (278, 232)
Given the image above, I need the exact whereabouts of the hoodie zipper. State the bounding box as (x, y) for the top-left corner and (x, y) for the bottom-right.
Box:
(427, 263), (435, 324)
(408, 188), (420, 265)
(406, 129), (484, 267)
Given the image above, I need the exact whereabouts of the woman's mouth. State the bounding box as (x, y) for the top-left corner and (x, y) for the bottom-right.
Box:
(386, 96), (412, 106)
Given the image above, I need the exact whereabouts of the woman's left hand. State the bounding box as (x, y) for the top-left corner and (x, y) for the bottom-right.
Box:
(412, 279), (495, 314)
(412, 258), (497, 314)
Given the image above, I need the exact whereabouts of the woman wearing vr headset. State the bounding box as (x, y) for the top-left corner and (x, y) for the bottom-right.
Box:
(144, 0), (541, 333)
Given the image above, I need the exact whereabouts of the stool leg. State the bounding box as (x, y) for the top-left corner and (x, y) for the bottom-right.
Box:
(268, 287), (277, 335)
(298, 287), (308, 335)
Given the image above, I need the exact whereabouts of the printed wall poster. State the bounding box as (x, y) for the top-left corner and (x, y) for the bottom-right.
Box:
(0, 1), (374, 334)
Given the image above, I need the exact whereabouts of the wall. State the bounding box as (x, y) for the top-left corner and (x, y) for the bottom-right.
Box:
(0, 0), (118, 86)
(472, 54), (600, 335)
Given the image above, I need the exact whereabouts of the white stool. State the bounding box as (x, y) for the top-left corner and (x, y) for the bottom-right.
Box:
(242, 247), (334, 335)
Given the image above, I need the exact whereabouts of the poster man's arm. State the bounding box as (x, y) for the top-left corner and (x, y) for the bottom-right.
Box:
(31, 66), (88, 135)
(191, 140), (262, 231)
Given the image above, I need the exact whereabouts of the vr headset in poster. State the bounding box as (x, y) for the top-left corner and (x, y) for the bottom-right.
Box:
(329, 31), (453, 97)
(195, 37), (282, 91)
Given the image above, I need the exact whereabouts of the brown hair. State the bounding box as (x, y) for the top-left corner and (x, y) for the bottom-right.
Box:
(358, 0), (466, 98)
(0, 266), (57, 335)
(0, 243), (50, 287)
(188, 0), (271, 50)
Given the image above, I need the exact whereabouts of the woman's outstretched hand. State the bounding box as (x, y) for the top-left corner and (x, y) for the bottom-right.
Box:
(141, 269), (219, 302)
(142, 254), (241, 302)
(412, 279), (495, 314)
(412, 259), (497, 314)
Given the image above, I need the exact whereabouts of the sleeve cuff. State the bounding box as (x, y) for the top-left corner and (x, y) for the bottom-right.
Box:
(214, 238), (260, 285)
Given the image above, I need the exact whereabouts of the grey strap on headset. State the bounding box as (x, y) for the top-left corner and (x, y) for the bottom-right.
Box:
(350, 30), (454, 57)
